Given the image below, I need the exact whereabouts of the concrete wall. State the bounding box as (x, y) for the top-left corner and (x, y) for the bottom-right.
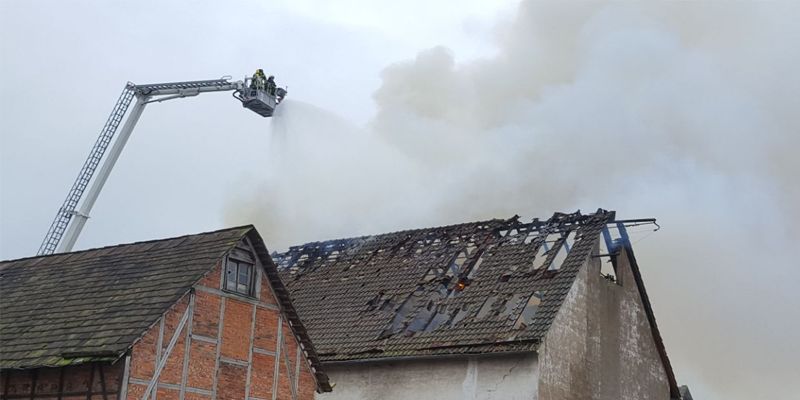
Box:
(538, 235), (670, 400)
(124, 245), (318, 400)
(317, 353), (538, 400)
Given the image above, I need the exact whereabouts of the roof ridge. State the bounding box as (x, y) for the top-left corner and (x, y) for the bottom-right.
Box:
(1, 224), (254, 264)
(283, 217), (513, 251)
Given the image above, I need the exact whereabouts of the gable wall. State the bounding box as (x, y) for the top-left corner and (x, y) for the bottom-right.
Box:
(123, 253), (318, 400)
(537, 234), (670, 400)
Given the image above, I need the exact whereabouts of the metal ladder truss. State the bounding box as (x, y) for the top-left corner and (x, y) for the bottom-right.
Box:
(135, 79), (233, 95)
(37, 84), (136, 255)
(36, 77), (259, 256)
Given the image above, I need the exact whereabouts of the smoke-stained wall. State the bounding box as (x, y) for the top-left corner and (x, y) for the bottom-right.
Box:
(538, 235), (669, 400)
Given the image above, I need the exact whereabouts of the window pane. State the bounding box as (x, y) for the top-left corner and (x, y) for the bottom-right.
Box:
(225, 262), (237, 291)
(235, 263), (253, 295)
(238, 263), (251, 285)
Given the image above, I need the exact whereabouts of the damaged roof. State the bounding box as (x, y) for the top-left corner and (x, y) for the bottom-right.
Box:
(0, 226), (330, 391)
(275, 210), (612, 362)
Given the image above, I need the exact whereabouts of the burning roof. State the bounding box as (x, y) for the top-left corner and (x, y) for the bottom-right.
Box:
(275, 209), (613, 361)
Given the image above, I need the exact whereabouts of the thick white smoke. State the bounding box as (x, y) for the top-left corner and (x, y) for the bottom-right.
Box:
(226, 2), (800, 398)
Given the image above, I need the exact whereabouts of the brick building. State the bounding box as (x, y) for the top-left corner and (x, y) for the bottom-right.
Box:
(275, 210), (686, 400)
(0, 226), (331, 399)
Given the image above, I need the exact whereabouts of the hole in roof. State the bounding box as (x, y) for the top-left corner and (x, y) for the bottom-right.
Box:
(423, 267), (439, 282)
(549, 231), (576, 271)
(379, 286), (424, 338)
(476, 296), (498, 320)
(606, 225), (623, 242)
(366, 292), (387, 311)
(450, 304), (470, 326)
(466, 242), (477, 254)
(380, 296), (395, 311)
(598, 230), (619, 284)
(499, 294), (524, 320)
(466, 252), (485, 279)
(513, 290), (545, 329)
(405, 306), (435, 335)
(563, 230), (577, 252)
(449, 251), (468, 277)
(530, 241), (551, 271)
(423, 308), (450, 332)
(549, 242), (567, 271)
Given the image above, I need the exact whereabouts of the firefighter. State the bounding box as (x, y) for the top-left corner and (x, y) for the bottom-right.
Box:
(251, 69), (267, 90)
(266, 75), (276, 95)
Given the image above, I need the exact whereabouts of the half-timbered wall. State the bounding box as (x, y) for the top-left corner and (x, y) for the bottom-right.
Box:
(0, 239), (319, 400)
(123, 243), (319, 400)
(1, 362), (123, 399)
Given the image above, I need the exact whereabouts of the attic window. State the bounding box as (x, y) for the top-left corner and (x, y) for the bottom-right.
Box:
(225, 257), (256, 297)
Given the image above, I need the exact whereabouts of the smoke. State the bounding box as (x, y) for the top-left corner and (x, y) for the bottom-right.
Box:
(226, 1), (800, 398)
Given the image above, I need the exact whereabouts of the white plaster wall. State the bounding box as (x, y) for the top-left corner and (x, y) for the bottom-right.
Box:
(538, 235), (670, 400)
(316, 353), (538, 400)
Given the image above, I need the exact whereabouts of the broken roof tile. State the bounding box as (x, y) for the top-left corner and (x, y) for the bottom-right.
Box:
(276, 209), (613, 362)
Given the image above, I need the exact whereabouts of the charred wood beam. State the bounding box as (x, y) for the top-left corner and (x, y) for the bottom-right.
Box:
(611, 218), (658, 228)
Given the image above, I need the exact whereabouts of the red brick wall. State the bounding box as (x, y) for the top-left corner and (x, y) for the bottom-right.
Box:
(123, 257), (320, 400)
(1, 361), (124, 399)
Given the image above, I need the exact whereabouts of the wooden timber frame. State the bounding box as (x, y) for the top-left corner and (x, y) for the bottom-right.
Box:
(0, 361), (124, 399)
(1, 227), (330, 400)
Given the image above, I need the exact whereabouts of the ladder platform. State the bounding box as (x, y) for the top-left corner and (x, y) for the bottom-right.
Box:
(241, 88), (286, 117)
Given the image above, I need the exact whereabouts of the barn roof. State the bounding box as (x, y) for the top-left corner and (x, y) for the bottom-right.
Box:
(0, 226), (330, 391)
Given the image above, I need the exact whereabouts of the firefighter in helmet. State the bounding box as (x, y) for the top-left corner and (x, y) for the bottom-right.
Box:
(251, 69), (267, 90)
(266, 75), (276, 95)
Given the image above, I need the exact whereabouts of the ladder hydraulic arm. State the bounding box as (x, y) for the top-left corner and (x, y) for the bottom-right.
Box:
(37, 76), (281, 255)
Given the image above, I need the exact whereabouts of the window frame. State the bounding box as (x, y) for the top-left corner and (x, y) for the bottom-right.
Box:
(223, 255), (257, 298)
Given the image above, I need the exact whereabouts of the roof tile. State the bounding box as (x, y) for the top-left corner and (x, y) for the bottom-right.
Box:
(276, 210), (612, 362)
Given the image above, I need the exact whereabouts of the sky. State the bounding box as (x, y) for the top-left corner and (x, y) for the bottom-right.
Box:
(1, 1), (798, 399)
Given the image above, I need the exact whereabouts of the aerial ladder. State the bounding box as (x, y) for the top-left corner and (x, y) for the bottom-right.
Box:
(37, 74), (287, 255)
